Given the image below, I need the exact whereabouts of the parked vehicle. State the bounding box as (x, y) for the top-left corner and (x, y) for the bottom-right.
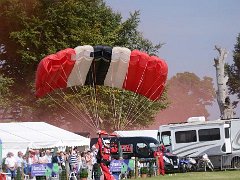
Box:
(179, 157), (197, 172)
(163, 151), (179, 172)
(90, 136), (179, 172)
(91, 136), (159, 159)
(158, 116), (240, 169)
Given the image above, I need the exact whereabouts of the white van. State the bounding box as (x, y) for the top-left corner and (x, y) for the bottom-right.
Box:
(158, 117), (240, 169)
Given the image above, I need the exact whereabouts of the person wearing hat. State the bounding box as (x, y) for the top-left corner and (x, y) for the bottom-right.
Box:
(96, 130), (113, 180)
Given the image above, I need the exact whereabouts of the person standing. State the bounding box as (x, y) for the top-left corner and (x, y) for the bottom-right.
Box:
(81, 151), (87, 170)
(22, 155), (29, 175)
(38, 151), (47, 164)
(34, 150), (40, 163)
(5, 152), (17, 179)
(16, 151), (24, 170)
(52, 151), (63, 168)
(44, 150), (53, 163)
(27, 149), (38, 179)
(97, 130), (113, 180)
(92, 163), (102, 180)
(70, 148), (78, 172)
(77, 151), (82, 173)
(60, 151), (66, 168)
(154, 145), (165, 176)
(86, 150), (93, 180)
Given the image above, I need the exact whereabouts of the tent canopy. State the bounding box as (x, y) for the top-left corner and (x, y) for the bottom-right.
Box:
(113, 130), (158, 140)
(0, 122), (90, 157)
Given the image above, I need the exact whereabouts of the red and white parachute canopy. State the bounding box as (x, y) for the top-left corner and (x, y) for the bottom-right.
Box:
(35, 45), (168, 101)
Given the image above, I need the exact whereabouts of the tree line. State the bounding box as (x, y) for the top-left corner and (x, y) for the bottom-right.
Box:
(0, 0), (239, 132)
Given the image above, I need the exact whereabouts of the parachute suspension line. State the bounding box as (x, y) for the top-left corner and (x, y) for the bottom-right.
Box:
(69, 86), (98, 129)
(122, 101), (154, 130)
(110, 90), (116, 122)
(117, 92), (126, 130)
(123, 86), (161, 130)
(122, 80), (165, 130)
(41, 68), (95, 129)
(59, 65), (98, 128)
(108, 65), (118, 129)
(45, 82), (97, 130)
(44, 62), (98, 129)
(46, 89), (97, 130)
(122, 102), (152, 130)
(130, 82), (164, 124)
(72, 63), (99, 128)
(124, 57), (150, 123)
(47, 93), (97, 130)
(91, 59), (100, 129)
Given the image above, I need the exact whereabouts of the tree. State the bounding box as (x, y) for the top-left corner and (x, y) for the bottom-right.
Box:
(214, 45), (234, 119)
(33, 86), (168, 132)
(0, 75), (13, 118)
(0, 0), (167, 131)
(0, 75), (26, 120)
(226, 33), (240, 106)
(1, 0), (162, 82)
(151, 72), (216, 127)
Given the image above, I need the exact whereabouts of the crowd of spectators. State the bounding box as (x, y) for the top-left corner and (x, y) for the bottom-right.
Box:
(3, 146), (97, 179)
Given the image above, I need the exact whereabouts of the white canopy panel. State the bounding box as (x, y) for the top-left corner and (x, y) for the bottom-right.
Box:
(0, 122), (90, 157)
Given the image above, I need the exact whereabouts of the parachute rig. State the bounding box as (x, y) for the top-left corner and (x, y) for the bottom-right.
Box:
(35, 45), (168, 130)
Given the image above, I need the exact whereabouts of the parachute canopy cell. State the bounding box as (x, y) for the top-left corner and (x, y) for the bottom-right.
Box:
(35, 45), (168, 101)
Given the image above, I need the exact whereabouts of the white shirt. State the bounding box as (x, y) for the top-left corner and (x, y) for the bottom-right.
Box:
(5, 156), (17, 168)
(44, 154), (52, 163)
(15, 156), (24, 167)
(91, 151), (98, 164)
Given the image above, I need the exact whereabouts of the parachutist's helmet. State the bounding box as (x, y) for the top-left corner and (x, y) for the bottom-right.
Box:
(103, 139), (110, 148)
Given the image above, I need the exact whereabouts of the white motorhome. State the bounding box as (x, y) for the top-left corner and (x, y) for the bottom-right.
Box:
(158, 116), (240, 169)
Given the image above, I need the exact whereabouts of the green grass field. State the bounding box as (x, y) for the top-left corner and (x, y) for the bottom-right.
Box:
(143, 171), (240, 180)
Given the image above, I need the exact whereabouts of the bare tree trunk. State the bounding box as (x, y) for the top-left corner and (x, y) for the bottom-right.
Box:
(214, 45), (234, 119)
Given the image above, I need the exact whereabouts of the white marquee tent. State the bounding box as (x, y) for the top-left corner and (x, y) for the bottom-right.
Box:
(0, 122), (90, 157)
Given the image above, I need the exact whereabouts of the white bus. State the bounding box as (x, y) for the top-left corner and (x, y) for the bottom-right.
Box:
(158, 117), (240, 169)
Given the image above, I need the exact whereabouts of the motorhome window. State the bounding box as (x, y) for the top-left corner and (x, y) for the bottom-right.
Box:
(161, 131), (171, 146)
(136, 143), (149, 156)
(175, 130), (197, 143)
(225, 127), (230, 138)
(198, 128), (220, 141)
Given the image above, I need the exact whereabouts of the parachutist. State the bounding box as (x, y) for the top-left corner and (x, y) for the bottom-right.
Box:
(97, 131), (114, 180)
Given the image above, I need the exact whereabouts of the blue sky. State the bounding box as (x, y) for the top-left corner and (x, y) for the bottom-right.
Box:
(105, 0), (240, 119)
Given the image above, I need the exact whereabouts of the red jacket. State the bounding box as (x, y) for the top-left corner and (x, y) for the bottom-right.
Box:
(98, 138), (111, 161)
(154, 151), (163, 158)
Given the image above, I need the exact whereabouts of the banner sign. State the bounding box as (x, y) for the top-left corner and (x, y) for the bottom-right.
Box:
(31, 163), (59, 177)
(121, 159), (134, 173)
(110, 159), (134, 173)
(110, 160), (122, 172)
